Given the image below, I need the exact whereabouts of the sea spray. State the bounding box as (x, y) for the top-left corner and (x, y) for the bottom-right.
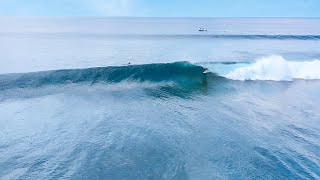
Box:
(209, 56), (320, 81)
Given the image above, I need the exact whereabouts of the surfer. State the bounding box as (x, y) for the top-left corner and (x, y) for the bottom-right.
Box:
(202, 68), (209, 87)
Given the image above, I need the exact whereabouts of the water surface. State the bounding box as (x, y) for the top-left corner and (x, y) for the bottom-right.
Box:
(0, 17), (320, 179)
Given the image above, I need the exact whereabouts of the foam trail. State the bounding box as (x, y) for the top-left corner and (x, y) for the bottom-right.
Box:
(224, 56), (320, 81)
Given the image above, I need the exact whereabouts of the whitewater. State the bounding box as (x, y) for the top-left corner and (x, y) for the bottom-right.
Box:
(1, 17), (320, 179)
(204, 55), (320, 81)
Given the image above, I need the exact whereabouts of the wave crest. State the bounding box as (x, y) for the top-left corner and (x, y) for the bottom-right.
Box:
(0, 62), (206, 90)
(221, 56), (320, 81)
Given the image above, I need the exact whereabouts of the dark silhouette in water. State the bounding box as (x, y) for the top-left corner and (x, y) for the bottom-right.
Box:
(199, 28), (207, 32)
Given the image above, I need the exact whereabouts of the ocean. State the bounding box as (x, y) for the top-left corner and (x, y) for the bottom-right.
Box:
(0, 17), (320, 179)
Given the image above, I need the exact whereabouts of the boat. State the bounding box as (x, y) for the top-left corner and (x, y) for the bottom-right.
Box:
(199, 28), (207, 32)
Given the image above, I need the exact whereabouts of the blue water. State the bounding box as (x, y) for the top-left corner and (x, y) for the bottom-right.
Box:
(0, 17), (320, 179)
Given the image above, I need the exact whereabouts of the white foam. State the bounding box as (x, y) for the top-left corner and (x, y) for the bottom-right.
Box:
(223, 56), (320, 81)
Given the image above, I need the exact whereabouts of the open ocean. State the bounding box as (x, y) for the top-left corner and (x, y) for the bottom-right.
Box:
(1, 17), (320, 179)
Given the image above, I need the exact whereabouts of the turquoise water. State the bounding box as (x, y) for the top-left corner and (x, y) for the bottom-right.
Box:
(0, 18), (320, 179)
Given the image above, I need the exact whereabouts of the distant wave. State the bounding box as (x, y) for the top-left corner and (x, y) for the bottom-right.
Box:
(141, 34), (320, 40)
(2, 33), (320, 40)
(192, 34), (320, 40)
(207, 56), (320, 81)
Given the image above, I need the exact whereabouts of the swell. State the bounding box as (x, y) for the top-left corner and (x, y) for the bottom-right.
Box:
(190, 34), (320, 40)
(2, 33), (320, 40)
(0, 62), (209, 90)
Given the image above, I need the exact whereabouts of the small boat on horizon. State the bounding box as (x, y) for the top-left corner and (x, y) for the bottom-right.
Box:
(199, 28), (207, 32)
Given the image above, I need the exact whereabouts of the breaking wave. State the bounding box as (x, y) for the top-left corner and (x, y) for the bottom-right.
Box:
(1, 56), (320, 91)
(0, 62), (207, 90)
(207, 56), (320, 81)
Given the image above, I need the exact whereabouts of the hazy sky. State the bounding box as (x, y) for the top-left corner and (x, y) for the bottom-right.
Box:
(0, 0), (319, 17)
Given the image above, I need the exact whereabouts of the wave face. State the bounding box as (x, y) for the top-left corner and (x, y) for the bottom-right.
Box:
(207, 56), (320, 81)
(0, 62), (206, 90)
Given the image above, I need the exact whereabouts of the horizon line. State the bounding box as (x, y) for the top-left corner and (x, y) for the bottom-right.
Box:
(0, 16), (320, 19)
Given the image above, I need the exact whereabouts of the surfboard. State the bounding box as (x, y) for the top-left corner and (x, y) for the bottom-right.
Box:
(203, 70), (210, 74)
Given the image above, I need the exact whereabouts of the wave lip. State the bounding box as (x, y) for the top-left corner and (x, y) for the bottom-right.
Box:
(223, 56), (320, 81)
